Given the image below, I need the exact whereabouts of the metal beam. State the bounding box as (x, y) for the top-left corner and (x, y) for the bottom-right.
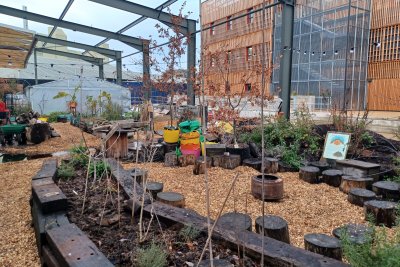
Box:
(34, 48), (38, 85)
(43, 0), (75, 47)
(142, 41), (150, 100)
(278, 0), (295, 119)
(83, 0), (177, 54)
(187, 20), (196, 105)
(36, 48), (103, 65)
(88, 0), (195, 34)
(35, 35), (120, 59)
(0, 5), (145, 50)
(115, 51), (122, 85)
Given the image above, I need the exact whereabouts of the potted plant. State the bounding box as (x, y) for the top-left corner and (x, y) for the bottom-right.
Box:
(53, 86), (80, 109)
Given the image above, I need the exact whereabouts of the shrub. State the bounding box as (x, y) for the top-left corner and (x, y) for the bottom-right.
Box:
(88, 160), (110, 178)
(48, 111), (70, 123)
(136, 243), (168, 267)
(70, 144), (89, 167)
(57, 162), (75, 180)
(102, 103), (123, 121)
(179, 225), (200, 242)
(123, 111), (141, 121)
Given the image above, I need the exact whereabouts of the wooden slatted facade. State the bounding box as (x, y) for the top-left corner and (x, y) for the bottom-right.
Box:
(368, 0), (400, 111)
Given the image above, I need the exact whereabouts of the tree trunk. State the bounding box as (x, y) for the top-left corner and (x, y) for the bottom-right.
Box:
(193, 156), (212, 175)
(157, 192), (185, 208)
(304, 233), (342, 261)
(255, 215), (290, 244)
(348, 188), (376, 207)
(299, 166), (320, 184)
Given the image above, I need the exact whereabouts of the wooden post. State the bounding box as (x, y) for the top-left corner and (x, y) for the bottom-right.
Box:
(304, 233), (342, 261)
(299, 166), (320, 184)
(255, 215), (290, 244)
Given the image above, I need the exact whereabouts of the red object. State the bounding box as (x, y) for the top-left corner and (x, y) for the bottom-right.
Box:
(0, 101), (10, 125)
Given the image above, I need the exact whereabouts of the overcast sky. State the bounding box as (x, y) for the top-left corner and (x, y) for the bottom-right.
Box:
(0, 0), (202, 73)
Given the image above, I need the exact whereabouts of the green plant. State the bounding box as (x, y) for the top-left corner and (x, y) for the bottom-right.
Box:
(47, 111), (70, 123)
(70, 144), (88, 167)
(12, 103), (32, 116)
(136, 243), (167, 267)
(53, 86), (80, 103)
(179, 225), (200, 242)
(88, 160), (110, 178)
(57, 162), (75, 180)
(361, 131), (375, 148)
(102, 102), (123, 121)
(123, 111), (141, 120)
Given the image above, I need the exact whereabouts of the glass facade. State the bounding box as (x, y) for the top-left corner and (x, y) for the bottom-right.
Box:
(272, 0), (371, 110)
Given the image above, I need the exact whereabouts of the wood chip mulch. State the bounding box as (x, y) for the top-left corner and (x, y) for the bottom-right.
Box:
(0, 159), (44, 267)
(122, 162), (365, 248)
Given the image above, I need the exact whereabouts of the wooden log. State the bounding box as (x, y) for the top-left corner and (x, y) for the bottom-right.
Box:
(339, 176), (374, 193)
(220, 154), (241, 169)
(164, 152), (178, 167)
(193, 156), (212, 175)
(332, 223), (372, 245)
(278, 161), (299, 172)
(299, 166), (320, 184)
(372, 181), (400, 201)
(146, 182), (163, 199)
(263, 157), (279, 174)
(198, 259), (232, 267)
(251, 174), (284, 201)
(33, 159), (58, 180)
(178, 154), (196, 167)
(156, 192), (185, 208)
(242, 158), (262, 171)
(321, 170), (343, 187)
(212, 155), (224, 167)
(348, 188), (376, 207)
(105, 131), (128, 159)
(130, 168), (148, 185)
(310, 161), (329, 174)
(226, 143), (251, 163)
(26, 123), (51, 144)
(364, 200), (398, 227)
(249, 142), (261, 158)
(32, 183), (67, 214)
(304, 233), (342, 261)
(163, 142), (178, 155)
(217, 212), (252, 232)
(255, 215), (290, 244)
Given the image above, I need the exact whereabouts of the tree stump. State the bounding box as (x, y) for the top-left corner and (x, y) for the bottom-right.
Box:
(263, 157), (279, 174)
(304, 233), (342, 261)
(164, 152), (178, 167)
(348, 188), (376, 207)
(217, 212), (252, 232)
(251, 174), (284, 201)
(130, 168), (148, 184)
(372, 181), (400, 201)
(332, 223), (372, 245)
(339, 176), (374, 193)
(220, 154), (241, 169)
(242, 158), (262, 171)
(364, 200), (397, 227)
(178, 154), (196, 167)
(26, 123), (51, 144)
(193, 156), (212, 175)
(157, 192), (185, 208)
(299, 166), (320, 184)
(249, 142), (261, 158)
(255, 215), (290, 244)
(146, 182), (163, 199)
(198, 259), (232, 267)
(163, 142), (178, 155)
(226, 143), (251, 163)
(212, 155), (224, 167)
(321, 169), (343, 187)
(310, 161), (329, 174)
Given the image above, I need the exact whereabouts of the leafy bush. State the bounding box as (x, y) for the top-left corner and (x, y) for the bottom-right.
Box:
(179, 225), (200, 242)
(137, 243), (167, 267)
(102, 103), (123, 121)
(123, 111), (141, 121)
(47, 111), (70, 123)
(57, 162), (75, 180)
(88, 160), (110, 178)
(341, 211), (400, 267)
(12, 103), (32, 116)
(70, 144), (89, 167)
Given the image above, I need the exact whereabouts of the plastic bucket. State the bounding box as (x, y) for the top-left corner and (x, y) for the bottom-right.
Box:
(181, 131), (200, 140)
(164, 127), (180, 143)
(181, 138), (200, 145)
(38, 117), (48, 122)
(181, 143), (201, 158)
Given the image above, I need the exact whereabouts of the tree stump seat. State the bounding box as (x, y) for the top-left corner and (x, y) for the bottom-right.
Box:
(242, 158), (262, 171)
(263, 157), (279, 174)
(299, 166), (320, 184)
(146, 181), (163, 199)
(304, 233), (342, 261)
(348, 188), (376, 207)
(255, 215), (290, 244)
(217, 212), (252, 232)
(157, 192), (185, 208)
(372, 181), (400, 201)
(339, 176), (374, 193)
(164, 152), (178, 167)
(364, 200), (398, 227)
(310, 161), (329, 174)
(332, 223), (372, 245)
(178, 154), (196, 167)
(193, 156), (212, 175)
(322, 169), (343, 187)
(212, 154), (241, 169)
(130, 168), (148, 184)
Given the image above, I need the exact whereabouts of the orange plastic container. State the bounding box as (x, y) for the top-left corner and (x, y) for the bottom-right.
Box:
(180, 143), (201, 158)
(181, 131), (200, 140)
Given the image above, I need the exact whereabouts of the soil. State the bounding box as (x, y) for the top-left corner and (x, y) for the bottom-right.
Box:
(57, 168), (259, 267)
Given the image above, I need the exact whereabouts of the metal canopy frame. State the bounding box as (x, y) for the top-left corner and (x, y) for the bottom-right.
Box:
(88, 0), (197, 104)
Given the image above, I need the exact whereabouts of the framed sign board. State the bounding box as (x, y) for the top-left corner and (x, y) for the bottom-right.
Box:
(322, 132), (351, 160)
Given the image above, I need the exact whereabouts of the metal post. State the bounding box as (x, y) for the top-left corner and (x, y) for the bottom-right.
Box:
(98, 59), (104, 80)
(116, 51), (122, 85)
(34, 48), (38, 85)
(142, 40), (151, 101)
(187, 20), (196, 105)
(279, 0), (295, 119)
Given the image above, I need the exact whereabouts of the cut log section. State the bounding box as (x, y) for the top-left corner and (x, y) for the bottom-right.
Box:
(157, 192), (185, 208)
(226, 143), (251, 163)
(198, 259), (233, 267)
(146, 182), (163, 199)
(193, 156), (212, 175)
(304, 233), (342, 261)
(255, 215), (290, 244)
(321, 170), (343, 187)
(217, 212), (252, 232)
(130, 168), (148, 185)
(212, 155), (224, 167)
(339, 176), (374, 193)
(163, 142), (178, 155)
(299, 166), (320, 184)
(348, 188), (376, 207)
(242, 158), (262, 171)
(372, 181), (400, 201)
(263, 157), (279, 174)
(310, 161), (329, 174)
(178, 154), (196, 167)
(249, 142), (261, 158)
(332, 223), (373, 245)
(219, 154), (241, 169)
(251, 174), (284, 201)
(364, 200), (398, 227)
(164, 152), (178, 167)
